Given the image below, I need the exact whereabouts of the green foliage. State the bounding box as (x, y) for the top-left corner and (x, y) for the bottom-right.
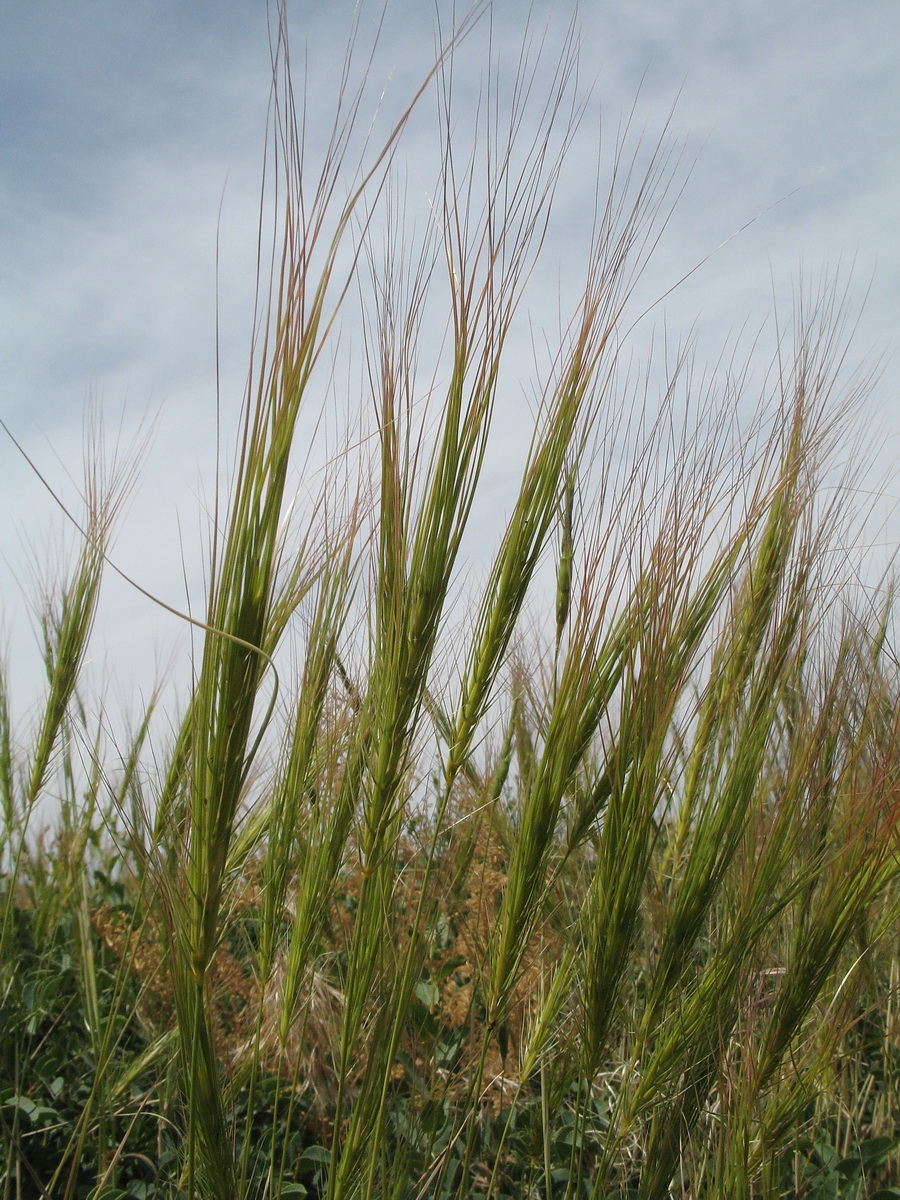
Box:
(795, 1137), (899, 1200)
(0, 880), (179, 1199)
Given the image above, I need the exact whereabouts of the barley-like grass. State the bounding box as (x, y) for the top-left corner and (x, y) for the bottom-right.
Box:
(1, 6), (898, 1200)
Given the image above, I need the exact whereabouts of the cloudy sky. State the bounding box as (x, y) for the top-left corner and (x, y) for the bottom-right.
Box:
(1, 0), (898, 722)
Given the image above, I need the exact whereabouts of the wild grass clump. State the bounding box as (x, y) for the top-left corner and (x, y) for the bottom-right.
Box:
(2, 5), (899, 1199)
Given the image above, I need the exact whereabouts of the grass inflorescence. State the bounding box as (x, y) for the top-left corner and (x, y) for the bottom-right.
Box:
(2, 6), (899, 1199)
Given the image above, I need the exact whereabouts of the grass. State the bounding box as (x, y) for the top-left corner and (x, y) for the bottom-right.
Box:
(2, 5), (900, 1198)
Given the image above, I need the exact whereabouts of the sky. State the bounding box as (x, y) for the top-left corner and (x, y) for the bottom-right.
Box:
(1, 0), (899, 729)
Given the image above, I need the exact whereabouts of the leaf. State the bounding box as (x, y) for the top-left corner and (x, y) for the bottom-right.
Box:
(299, 1145), (331, 1167)
(415, 979), (440, 1009)
(811, 1142), (839, 1171)
(3, 1095), (59, 1126)
(420, 1098), (449, 1137)
(433, 954), (467, 981)
(5, 1095), (35, 1115)
(857, 1136), (897, 1168)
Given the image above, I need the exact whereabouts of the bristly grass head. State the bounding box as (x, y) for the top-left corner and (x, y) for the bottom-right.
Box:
(2, 5), (898, 1200)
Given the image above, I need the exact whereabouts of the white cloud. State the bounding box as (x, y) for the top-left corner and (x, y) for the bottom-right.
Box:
(1, 0), (897, 725)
